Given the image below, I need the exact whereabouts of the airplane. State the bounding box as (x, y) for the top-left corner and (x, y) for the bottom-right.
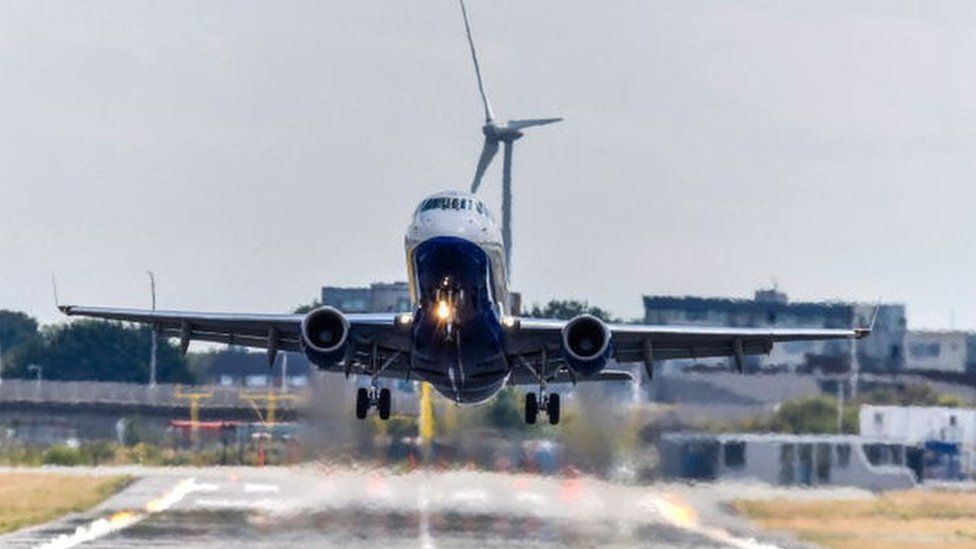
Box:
(58, 2), (872, 425)
(59, 189), (871, 425)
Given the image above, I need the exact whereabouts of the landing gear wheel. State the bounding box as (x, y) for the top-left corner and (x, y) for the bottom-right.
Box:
(547, 393), (561, 425)
(378, 388), (392, 420)
(355, 387), (369, 419)
(525, 392), (539, 425)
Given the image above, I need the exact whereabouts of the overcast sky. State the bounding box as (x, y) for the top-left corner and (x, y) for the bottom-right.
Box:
(2, 1), (974, 329)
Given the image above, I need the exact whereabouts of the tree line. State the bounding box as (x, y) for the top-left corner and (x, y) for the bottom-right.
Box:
(0, 310), (192, 383)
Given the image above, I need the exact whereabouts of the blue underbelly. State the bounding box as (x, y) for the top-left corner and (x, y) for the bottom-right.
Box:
(410, 236), (508, 403)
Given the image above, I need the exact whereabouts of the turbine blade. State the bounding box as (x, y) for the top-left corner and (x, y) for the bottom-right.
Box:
(471, 137), (499, 193)
(459, 0), (494, 123)
(507, 117), (563, 131)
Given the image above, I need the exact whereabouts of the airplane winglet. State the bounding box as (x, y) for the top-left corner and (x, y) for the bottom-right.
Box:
(855, 299), (882, 339)
(52, 274), (68, 314)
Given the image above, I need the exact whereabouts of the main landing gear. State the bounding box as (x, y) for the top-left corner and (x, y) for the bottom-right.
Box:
(356, 386), (391, 420)
(356, 343), (401, 420)
(525, 390), (560, 425)
(518, 350), (562, 425)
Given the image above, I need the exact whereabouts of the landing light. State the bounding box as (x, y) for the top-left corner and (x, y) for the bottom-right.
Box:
(436, 301), (452, 322)
(396, 313), (413, 326)
(501, 315), (519, 329)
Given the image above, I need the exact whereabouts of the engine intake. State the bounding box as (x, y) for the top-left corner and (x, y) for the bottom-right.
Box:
(301, 306), (350, 366)
(561, 314), (613, 377)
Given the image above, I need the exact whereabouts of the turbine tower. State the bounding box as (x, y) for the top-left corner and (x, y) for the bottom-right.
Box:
(459, 0), (562, 282)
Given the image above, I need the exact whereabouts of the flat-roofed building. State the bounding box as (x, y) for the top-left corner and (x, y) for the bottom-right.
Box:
(643, 289), (906, 372)
(904, 331), (975, 373)
(321, 282), (411, 313)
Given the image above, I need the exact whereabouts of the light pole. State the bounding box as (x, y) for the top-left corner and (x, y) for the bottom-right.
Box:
(147, 271), (158, 387)
(836, 376), (845, 434)
(280, 352), (289, 394)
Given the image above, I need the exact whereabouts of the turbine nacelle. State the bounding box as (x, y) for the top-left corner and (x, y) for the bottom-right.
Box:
(300, 306), (350, 367)
(481, 117), (563, 143)
(482, 123), (523, 142)
(471, 117), (563, 194)
(561, 314), (614, 377)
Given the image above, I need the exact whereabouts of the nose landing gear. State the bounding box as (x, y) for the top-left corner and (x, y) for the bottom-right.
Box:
(356, 386), (392, 420)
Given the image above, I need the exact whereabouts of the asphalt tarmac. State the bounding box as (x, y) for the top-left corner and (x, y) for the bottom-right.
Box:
(0, 466), (850, 548)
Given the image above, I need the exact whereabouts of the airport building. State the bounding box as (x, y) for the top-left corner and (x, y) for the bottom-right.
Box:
(321, 282), (412, 313)
(659, 432), (919, 490)
(860, 405), (975, 479)
(642, 288), (907, 373)
(205, 351), (311, 388)
(903, 330), (976, 374)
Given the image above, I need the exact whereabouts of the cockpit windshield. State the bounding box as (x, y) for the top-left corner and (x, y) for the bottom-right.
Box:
(417, 197), (491, 219)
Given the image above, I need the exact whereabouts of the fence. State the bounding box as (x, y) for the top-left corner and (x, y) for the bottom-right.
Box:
(0, 379), (302, 411)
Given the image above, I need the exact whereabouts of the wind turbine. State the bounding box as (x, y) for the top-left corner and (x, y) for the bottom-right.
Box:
(459, 0), (562, 281)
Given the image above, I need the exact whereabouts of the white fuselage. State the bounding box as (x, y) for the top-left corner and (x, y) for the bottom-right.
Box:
(402, 191), (513, 403)
(405, 191), (509, 314)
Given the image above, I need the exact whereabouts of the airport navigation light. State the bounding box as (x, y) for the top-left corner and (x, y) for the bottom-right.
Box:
(241, 389), (297, 428)
(459, 0), (562, 284)
(174, 385), (213, 441)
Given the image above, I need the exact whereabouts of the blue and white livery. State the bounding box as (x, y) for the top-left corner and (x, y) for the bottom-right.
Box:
(60, 190), (870, 424)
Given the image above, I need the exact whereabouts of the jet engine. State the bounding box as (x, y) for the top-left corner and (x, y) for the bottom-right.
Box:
(560, 314), (614, 377)
(300, 306), (350, 367)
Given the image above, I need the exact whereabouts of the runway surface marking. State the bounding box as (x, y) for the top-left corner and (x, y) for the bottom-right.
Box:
(418, 481), (435, 549)
(647, 492), (780, 549)
(243, 482), (280, 494)
(4, 468), (802, 548)
(35, 477), (212, 549)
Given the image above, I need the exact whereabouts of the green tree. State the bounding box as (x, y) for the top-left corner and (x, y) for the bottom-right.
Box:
(768, 395), (857, 434)
(293, 300), (322, 314)
(0, 310), (39, 350)
(526, 299), (617, 322)
(858, 383), (949, 407)
(0, 310), (41, 375)
(16, 320), (193, 383)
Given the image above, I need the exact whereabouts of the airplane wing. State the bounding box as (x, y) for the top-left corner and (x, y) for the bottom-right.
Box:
(506, 317), (869, 383)
(58, 305), (412, 376)
(60, 305), (868, 384)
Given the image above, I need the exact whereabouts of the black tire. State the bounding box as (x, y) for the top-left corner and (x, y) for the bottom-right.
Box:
(355, 387), (369, 419)
(378, 388), (392, 420)
(525, 392), (538, 425)
(547, 393), (561, 425)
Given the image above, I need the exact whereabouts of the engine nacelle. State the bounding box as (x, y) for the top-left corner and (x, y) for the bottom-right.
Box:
(560, 314), (614, 377)
(300, 306), (350, 367)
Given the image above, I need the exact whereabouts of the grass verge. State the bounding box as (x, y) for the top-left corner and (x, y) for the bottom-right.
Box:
(0, 472), (131, 534)
(734, 489), (976, 549)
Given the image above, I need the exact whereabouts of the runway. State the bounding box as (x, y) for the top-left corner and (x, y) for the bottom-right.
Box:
(0, 466), (817, 548)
